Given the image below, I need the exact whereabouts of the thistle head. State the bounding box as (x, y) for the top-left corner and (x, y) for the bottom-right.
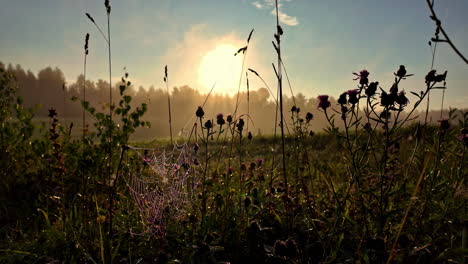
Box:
(317, 95), (331, 110)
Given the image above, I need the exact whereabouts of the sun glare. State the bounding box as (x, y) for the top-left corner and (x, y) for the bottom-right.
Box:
(198, 44), (243, 95)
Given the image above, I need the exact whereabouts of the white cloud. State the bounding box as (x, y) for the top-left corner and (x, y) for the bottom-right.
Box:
(271, 6), (299, 26)
(252, 1), (263, 9)
(252, 0), (299, 26)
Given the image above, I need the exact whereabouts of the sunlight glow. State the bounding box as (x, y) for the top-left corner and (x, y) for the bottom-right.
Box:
(198, 44), (243, 94)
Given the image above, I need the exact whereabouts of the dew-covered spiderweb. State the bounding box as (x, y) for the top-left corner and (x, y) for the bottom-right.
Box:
(124, 127), (200, 236)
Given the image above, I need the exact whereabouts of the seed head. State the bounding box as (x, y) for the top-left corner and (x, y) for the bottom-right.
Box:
(104, 0), (111, 14)
(85, 13), (95, 23)
(396, 91), (409, 106)
(195, 106), (204, 118)
(305, 112), (313, 121)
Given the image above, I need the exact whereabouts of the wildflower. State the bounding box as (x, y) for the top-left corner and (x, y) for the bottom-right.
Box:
(395, 65), (407, 78)
(295, 107), (300, 114)
(305, 112), (313, 122)
(396, 91), (409, 106)
(337, 92), (347, 105)
(438, 119), (450, 130)
(366, 81), (378, 97)
(195, 106), (204, 118)
(380, 90), (394, 107)
(257, 158), (264, 166)
(248, 131), (253, 140)
(227, 167), (234, 174)
(237, 118), (245, 132)
(226, 114), (233, 123)
(425, 70), (437, 83)
(291, 105), (297, 112)
(249, 162), (256, 170)
(309, 130), (314, 136)
(353, 69), (370, 85)
(347, 89), (359, 105)
(204, 120), (212, 129)
(216, 113), (225, 126)
(48, 108), (57, 118)
(317, 95), (331, 110)
(434, 71), (447, 83)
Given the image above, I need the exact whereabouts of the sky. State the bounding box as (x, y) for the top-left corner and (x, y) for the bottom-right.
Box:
(1, 0), (467, 109)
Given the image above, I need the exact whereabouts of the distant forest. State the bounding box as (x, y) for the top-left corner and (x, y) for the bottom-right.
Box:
(1, 61), (456, 140)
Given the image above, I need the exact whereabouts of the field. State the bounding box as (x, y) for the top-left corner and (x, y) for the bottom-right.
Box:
(1, 1), (468, 263)
(1, 62), (467, 263)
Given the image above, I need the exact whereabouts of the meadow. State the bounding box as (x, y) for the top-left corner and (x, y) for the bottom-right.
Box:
(1, 0), (467, 263)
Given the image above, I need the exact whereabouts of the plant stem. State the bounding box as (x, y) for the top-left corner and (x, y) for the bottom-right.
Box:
(275, 0), (288, 196)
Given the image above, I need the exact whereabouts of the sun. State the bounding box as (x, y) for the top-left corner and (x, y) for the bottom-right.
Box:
(198, 44), (243, 95)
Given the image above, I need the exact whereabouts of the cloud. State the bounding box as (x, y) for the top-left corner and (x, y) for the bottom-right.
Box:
(252, 0), (299, 26)
(272, 6), (299, 26)
(252, 1), (263, 9)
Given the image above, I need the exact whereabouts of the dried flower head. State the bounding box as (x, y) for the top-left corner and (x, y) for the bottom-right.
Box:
(317, 95), (331, 110)
(305, 112), (313, 122)
(257, 158), (264, 166)
(353, 69), (369, 85)
(395, 65), (407, 78)
(195, 106), (204, 118)
(204, 120), (213, 129)
(347, 89), (359, 105)
(248, 131), (253, 140)
(366, 81), (379, 97)
(425, 70), (437, 83)
(226, 114), (233, 123)
(380, 90), (394, 107)
(337, 92), (347, 105)
(396, 91), (409, 106)
(216, 113), (225, 126)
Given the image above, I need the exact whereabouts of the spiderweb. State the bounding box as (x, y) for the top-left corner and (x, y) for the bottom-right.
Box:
(124, 139), (200, 236)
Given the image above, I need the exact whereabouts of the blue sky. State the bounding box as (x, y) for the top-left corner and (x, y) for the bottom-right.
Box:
(1, 0), (467, 108)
